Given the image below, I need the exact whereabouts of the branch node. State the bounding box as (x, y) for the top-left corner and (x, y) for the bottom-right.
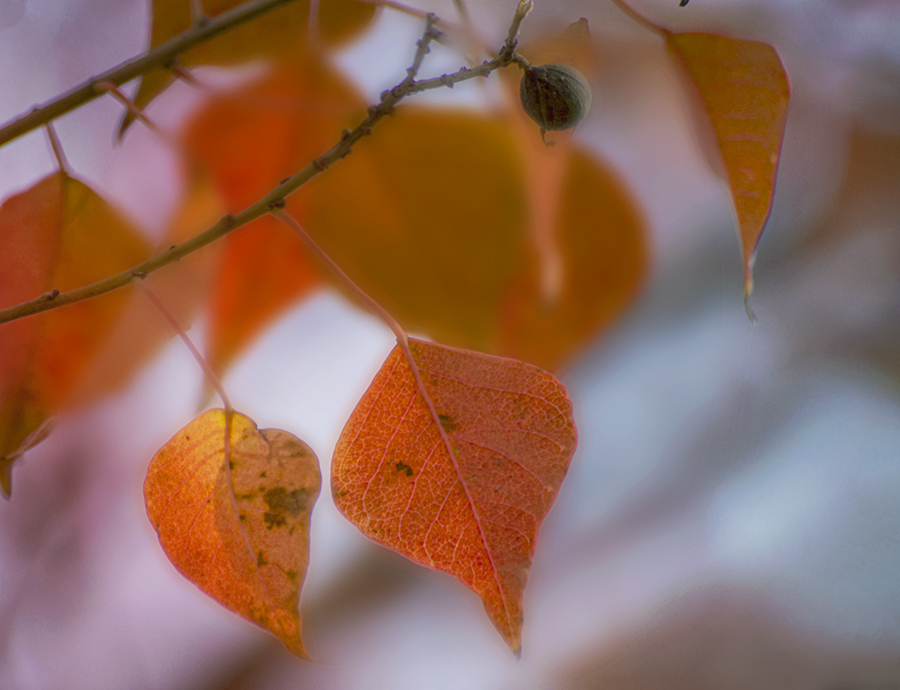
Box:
(312, 157), (327, 171)
(221, 213), (236, 227)
(40, 289), (60, 302)
(131, 269), (148, 280)
(341, 128), (352, 140)
(268, 198), (287, 210)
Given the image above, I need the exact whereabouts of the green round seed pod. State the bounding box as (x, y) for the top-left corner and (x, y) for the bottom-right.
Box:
(519, 63), (592, 132)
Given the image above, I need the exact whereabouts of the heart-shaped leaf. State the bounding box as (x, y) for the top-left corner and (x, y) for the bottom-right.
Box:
(145, 409), (320, 657)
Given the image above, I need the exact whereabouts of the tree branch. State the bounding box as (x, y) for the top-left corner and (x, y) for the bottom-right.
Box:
(0, 0), (302, 148)
(0, 5), (533, 327)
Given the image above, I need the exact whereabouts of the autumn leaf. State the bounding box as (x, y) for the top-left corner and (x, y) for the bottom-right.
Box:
(120, 0), (376, 136)
(0, 172), (150, 494)
(292, 108), (647, 371)
(497, 147), (647, 368)
(332, 338), (578, 654)
(184, 57), (363, 375)
(667, 32), (790, 299)
(144, 409), (320, 657)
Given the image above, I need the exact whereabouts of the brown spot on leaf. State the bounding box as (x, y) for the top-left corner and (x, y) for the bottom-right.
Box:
(264, 511), (287, 529)
(257, 551), (267, 566)
(439, 414), (458, 432)
(395, 461), (414, 477)
(263, 486), (312, 517)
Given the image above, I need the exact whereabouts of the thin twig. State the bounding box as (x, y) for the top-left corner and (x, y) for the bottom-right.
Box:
(0, 0), (301, 148)
(0, 7), (532, 328)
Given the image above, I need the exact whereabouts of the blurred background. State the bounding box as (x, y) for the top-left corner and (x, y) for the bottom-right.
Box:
(1, 0), (900, 688)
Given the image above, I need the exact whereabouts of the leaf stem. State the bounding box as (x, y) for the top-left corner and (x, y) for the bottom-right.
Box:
(0, 7), (532, 328)
(134, 278), (233, 411)
(0, 0), (302, 148)
(271, 209), (409, 350)
(606, 0), (668, 38)
(95, 81), (170, 143)
(44, 123), (71, 177)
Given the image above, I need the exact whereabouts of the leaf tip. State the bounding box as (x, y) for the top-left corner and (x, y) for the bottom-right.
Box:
(1, 459), (11, 499)
(743, 289), (757, 325)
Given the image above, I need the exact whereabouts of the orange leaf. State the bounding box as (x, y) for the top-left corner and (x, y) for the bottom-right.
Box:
(498, 147), (647, 368)
(0, 172), (150, 493)
(120, 0), (376, 136)
(144, 409), (320, 657)
(332, 339), (578, 654)
(293, 108), (647, 371)
(184, 58), (362, 374)
(667, 32), (790, 298)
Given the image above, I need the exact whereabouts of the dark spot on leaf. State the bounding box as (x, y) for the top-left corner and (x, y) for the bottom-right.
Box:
(239, 514), (248, 523)
(286, 569), (298, 580)
(395, 461), (414, 477)
(438, 414), (458, 432)
(229, 460), (235, 469)
(263, 486), (313, 517)
(264, 512), (287, 529)
(259, 471), (266, 478)
(257, 551), (267, 567)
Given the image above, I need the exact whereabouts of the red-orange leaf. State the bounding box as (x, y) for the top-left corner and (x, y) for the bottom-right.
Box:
(145, 409), (320, 657)
(667, 32), (790, 298)
(332, 339), (578, 654)
(0, 172), (150, 494)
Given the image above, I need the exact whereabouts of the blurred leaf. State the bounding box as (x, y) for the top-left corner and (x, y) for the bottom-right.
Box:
(74, 167), (225, 402)
(667, 32), (790, 298)
(206, 216), (319, 375)
(120, 0), (376, 136)
(145, 408), (320, 657)
(184, 57), (363, 375)
(332, 338), (578, 654)
(293, 110), (528, 355)
(498, 147), (647, 368)
(293, 108), (647, 370)
(0, 173), (151, 494)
